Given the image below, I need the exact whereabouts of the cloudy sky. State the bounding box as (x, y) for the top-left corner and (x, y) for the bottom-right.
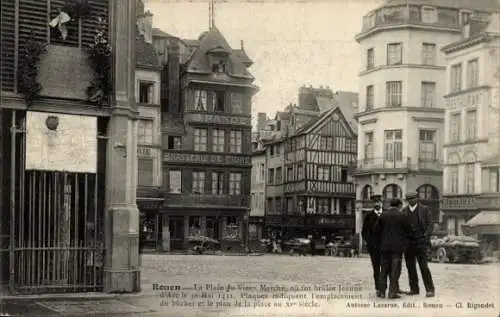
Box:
(145, 0), (383, 121)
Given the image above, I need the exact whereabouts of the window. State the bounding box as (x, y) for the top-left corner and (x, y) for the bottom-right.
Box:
(138, 120), (153, 145)
(214, 91), (225, 112)
(422, 43), (436, 65)
(276, 167), (282, 184)
(297, 198), (305, 214)
(384, 129), (403, 161)
(340, 167), (348, 183)
(212, 60), (226, 73)
(419, 130), (436, 161)
(231, 93), (243, 114)
(460, 11), (472, 25)
(387, 43), (402, 65)
(421, 6), (437, 23)
(138, 158), (153, 186)
(386, 81), (402, 107)
(275, 197), (282, 214)
(465, 110), (477, 140)
(421, 82), (436, 108)
(383, 184), (402, 200)
(260, 163), (265, 183)
(229, 130), (242, 153)
(317, 166), (329, 181)
(450, 64), (462, 93)
(366, 85), (374, 110)
(229, 172), (242, 195)
(297, 164), (304, 179)
(168, 170), (182, 193)
(467, 59), (479, 89)
(287, 167), (293, 182)
(212, 129), (225, 152)
(450, 165), (459, 193)
(192, 171), (206, 194)
(364, 132), (374, 160)
(287, 198), (293, 214)
(450, 112), (461, 142)
(268, 168), (274, 184)
(361, 185), (373, 200)
(366, 48), (374, 69)
(489, 169), (500, 192)
(317, 198), (330, 214)
(139, 82), (154, 104)
(166, 136), (182, 150)
(212, 172), (224, 195)
(194, 90), (207, 111)
(193, 128), (208, 151)
(267, 198), (274, 214)
(464, 163), (475, 193)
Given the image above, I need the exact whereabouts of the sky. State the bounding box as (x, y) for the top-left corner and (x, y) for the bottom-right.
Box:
(145, 0), (383, 121)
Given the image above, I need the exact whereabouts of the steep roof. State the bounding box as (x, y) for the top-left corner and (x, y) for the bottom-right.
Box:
(383, 0), (500, 12)
(152, 28), (175, 38)
(333, 91), (358, 132)
(296, 106), (357, 137)
(185, 27), (253, 79)
(136, 34), (161, 70)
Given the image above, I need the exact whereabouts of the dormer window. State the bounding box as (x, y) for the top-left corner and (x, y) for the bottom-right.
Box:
(421, 6), (437, 24)
(460, 10), (472, 25)
(212, 61), (226, 73)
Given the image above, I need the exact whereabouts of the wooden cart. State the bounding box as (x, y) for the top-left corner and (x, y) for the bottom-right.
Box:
(429, 235), (482, 264)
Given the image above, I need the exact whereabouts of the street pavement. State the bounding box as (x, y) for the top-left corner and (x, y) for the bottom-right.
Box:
(1, 254), (499, 317)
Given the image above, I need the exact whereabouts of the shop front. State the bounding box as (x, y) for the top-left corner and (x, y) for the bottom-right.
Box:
(305, 215), (355, 240)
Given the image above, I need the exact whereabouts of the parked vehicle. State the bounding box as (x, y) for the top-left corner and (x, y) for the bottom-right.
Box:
(187, 236), (222, 255)
(429, 234), (482, 264)
(328, 236), (359, 257)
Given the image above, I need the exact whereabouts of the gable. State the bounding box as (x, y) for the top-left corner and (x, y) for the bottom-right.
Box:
(309, 108), (356, 138)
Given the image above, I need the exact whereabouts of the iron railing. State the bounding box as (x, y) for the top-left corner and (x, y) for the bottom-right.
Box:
(351, 157), (443, 173)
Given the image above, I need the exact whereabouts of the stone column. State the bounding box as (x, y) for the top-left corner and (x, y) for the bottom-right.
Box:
(103, 0), (140, 293)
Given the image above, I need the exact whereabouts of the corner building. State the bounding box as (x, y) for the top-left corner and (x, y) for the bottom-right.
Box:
(352, 0), (499, 243)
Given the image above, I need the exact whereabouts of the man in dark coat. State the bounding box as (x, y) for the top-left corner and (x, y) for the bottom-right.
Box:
(361, 194), (383, 296)
(375, 198), (412, 299)
(402, 192), (435, 297)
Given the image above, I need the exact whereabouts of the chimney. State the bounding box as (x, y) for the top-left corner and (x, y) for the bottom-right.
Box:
(164, 40), (180, 113)
(257, 112), (267, 131)
(137, 10), (154, 44)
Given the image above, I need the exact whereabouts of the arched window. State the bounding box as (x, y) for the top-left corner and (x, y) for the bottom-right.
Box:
(417, 184), (439, 200)
(361, 185), (373, 200)
(383, 184), (402, 200)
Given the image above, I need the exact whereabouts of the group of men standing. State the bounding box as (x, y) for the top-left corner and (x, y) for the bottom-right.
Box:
(362, 192), (435, 299)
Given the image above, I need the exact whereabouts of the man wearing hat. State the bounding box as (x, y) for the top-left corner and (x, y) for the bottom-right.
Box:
(361, 194), (383, 296)
(402, 191), (435, 297)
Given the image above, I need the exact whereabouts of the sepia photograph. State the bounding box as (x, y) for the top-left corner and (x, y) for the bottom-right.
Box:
(0, 0), (499, 316)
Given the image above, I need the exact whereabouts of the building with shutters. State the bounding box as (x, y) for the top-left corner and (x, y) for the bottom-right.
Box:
(352, 0), (500, 249)
(0, 0), (140, 294)
(154, 23), (258, 251)
(441, 13), (500, 248)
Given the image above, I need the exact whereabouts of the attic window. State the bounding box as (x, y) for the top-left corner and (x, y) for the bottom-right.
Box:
(212, 61), (226, 73)
(139, 82), (154, 104)
(460, 10), (472, 25)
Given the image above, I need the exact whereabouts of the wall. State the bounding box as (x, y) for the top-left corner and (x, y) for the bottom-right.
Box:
(266, 142), (285, 198)
(251, 152), (266, 217)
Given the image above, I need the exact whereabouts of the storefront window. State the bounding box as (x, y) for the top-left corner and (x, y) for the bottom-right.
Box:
(223, 216), (240, 240)
(189, 216), (201, 236)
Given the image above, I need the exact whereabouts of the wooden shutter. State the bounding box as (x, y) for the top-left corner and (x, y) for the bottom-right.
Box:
(81, 0), (108, 47)
(19, 0), (48, 44)
(1, 0), (16, 91)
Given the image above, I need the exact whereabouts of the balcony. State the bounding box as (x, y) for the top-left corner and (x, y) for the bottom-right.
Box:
(358, 4), (462, 39)
(351, 157), (411, 175)
(136, 186), (164, 210)
(163, 193), (250, 209)
(441, 195), (479, 210)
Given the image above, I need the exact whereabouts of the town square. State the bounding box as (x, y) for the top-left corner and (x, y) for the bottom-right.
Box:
(0, 0), (499, 316)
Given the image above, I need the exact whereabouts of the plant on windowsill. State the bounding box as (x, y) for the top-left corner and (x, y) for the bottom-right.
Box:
(18, 31), (47, 106)
(86, 17), (112, 106)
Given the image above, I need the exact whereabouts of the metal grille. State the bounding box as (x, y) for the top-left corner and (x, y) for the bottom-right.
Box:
(8, 110), (105, 294)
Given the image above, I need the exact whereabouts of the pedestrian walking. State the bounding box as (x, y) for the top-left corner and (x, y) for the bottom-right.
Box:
(361, 194), (383, 296)
(374, 199), (412, 299)
(402, 192), (435, 297)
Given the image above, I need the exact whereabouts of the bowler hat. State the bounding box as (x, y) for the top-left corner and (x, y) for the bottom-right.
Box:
(405, 192), (418, 199)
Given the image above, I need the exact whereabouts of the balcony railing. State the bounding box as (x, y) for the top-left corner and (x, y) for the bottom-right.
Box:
(441, 195), (478, 210)
(351, 157), (443, 174)
(163, 193), (250, 208)
(360, 4), (461, 34)
(137, 186), (162, 198)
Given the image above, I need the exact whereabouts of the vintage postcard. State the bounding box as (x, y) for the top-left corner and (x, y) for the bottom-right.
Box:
(0, 0), (499, 316)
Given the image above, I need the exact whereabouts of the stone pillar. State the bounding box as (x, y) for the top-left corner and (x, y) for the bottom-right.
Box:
(103, 0), (140, 293)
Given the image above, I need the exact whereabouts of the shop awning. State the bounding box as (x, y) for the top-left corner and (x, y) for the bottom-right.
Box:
(462, 211), (500, 235)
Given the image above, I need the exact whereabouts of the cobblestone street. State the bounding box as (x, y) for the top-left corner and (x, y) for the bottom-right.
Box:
(1, 254), (499, 317)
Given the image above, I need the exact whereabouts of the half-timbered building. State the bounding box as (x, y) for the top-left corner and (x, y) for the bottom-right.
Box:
(0, 0), (140, 293)
(158, 24), (258, 250)
(284, 106), (357, 238)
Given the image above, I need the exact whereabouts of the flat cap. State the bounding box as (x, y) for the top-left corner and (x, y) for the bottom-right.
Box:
(371, 194), (382, 200)
(405, 192), (418, 199)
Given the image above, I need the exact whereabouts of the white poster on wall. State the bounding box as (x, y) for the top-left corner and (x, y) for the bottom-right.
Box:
(25, 111), (97, 173)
